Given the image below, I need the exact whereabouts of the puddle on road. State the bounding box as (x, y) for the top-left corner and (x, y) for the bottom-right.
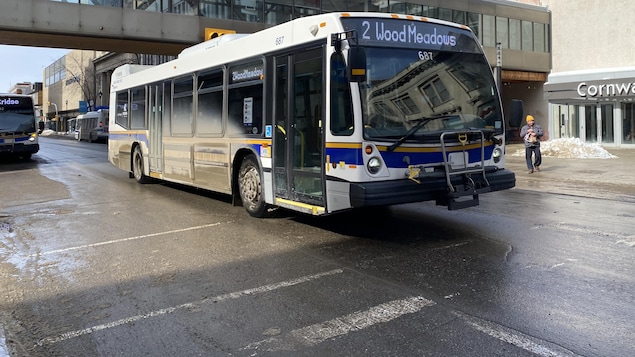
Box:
(0, 331), (8, 357)
(1, 217), (87, 289)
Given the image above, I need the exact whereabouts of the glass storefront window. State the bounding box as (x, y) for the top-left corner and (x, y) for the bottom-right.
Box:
(554, 104), (578, 138)
(171, 0), (197, 15)
(264, 4), (292, 24)
(422, 6), (437, 18)
(482, 15), (495, 47)
(496, 17), (509, 48)
(623, 103), (635, 143)
(294, 6), (320, 19)
(322, 0), (346, 12)
(125, 1), (161, 11)
(406, 3), (423, 16)
(389, 2), (406, 14)
(452, 10), (465, 25)
(585, 105), (598, 143)
(91, 0), (123, 5)
(234, 0), (263, 22)
(533, 22), (546, 52)
(509, 18), (521, 50)
(522, 20), (533, 51)
(601, 104), (614, 144)
(200, 0), (230, 18)
(438, 8), (452, 21)
(348, 0), (384, 12)
(467, 12), (481, 41)
(294, 0), (319, 8)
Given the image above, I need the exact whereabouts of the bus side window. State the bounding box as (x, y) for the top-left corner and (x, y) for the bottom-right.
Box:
(197, 69), (224, 135)
(172, 76), (194, 136)
(116, 91), (129, 128)
(130, 86), (147, 129)
(228, 83), (263, 135)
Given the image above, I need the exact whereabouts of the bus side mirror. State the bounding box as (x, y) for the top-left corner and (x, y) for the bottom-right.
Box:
(509, 99), (524, 128)
(348, 47), (366, 83)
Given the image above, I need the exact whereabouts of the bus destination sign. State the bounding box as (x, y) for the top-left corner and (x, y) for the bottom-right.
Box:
(341, 18), (479, 52)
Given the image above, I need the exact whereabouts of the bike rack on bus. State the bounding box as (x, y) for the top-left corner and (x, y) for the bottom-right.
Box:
(439, 130), (491, 210)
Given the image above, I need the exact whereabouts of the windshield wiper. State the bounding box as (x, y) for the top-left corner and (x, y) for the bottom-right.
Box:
(387, 114), (453, 152)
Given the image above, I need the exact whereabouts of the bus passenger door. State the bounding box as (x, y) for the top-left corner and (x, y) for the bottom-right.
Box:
(273, 48), (324, 207)
(149, 84), (163, 173)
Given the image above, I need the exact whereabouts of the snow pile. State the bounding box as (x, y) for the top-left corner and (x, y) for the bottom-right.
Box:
(512, 138), (618, 159)
(39, 129), (56, 136)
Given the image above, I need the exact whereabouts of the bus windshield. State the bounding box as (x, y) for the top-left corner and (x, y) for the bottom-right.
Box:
(0, 100), (37, 134)
(359, 47), (503, 141)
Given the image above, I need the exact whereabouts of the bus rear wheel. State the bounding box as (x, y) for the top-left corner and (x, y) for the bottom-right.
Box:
(238, 155), (267, 217)
(132, 146), (150, 184)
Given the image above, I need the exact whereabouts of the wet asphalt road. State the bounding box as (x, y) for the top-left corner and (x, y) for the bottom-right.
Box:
(0, 137), (633, 356)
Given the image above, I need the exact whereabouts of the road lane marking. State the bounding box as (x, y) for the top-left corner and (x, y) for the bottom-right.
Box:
(242, 296), (435, 352)
(453, 311), (583, 357)
(36, 268), (344, 347)
(29, 222), (224, 257)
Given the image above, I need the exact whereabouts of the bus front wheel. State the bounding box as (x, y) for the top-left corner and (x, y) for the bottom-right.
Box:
(238, 155), (267, 217)
(132, 146), (150, 184)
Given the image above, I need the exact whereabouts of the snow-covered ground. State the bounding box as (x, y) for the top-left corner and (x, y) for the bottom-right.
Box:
(512, 138), (618, 159)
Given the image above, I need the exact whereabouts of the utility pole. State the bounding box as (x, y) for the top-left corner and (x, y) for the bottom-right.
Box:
(494, 42), (502, 93)
(48, 101), (59, 131)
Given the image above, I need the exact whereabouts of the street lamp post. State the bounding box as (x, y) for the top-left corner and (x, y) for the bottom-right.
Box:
(49, 102), (58, 131)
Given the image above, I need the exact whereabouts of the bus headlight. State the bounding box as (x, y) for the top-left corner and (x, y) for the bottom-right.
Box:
(492, 148), (502, 163)
(367, 157), (382, 174)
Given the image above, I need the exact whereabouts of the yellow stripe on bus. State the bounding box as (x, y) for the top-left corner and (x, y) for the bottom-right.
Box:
(326, 142), (363, 149)
(275, 198), (325, 215)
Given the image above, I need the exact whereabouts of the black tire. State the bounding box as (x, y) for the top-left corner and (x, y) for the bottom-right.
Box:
(238, 155), (267, 217)
(132, 146), (150, 184)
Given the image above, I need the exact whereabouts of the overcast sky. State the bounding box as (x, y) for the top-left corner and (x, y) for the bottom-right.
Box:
(1, 45), (69, 92)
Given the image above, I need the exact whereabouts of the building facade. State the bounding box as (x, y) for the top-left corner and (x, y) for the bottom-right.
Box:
(42, 0), (553, 139)
(541, 0), (635, 147)
(43, 50), (107, 131)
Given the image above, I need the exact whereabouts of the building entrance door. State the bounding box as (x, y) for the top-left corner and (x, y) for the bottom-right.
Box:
(600, 104), (614, 144)
(584, 104), (614, 144)
(622, 103), (635, 144)
(554, 104), (578, 138)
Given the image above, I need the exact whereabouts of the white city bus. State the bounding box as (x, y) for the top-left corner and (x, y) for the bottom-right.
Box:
(74, 109), (109, 142)
(0, 93), (39, 160)
(108, 12), (515, 217)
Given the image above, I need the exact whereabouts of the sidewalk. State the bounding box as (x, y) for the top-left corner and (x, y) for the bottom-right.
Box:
(505, 143), (635, 201)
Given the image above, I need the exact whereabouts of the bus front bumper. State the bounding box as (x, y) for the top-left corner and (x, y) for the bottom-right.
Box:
(349, 167), (515, 208)
(0, 143), (39, 155)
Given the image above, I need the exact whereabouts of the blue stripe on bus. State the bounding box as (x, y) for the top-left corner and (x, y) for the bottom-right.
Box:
(0, 136), (31, 143)
(109, 133), (149, 146)
(325, 147), (363, 163)
(326, 146), (494, 168)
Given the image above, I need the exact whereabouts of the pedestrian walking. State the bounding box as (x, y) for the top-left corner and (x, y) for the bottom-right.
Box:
(519, 114), (543, 173)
